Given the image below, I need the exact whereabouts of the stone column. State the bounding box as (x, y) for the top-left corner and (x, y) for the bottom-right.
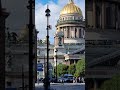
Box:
(102, 0), (105, 29)
(66, 27), (69, 38)
(77, 28), (79, 38)
(93, 79), (98, 90)
(93, 0), (96, 28)
(83, 29), (85, 38)
(118, 6), (120, 29)
(66, 26), (68, 38)
(81, 28), (83, 38)
(70, 27), (71, 38)
(74, 27), (76, 38)
(63, 27), (64, 38)
(116, 4), (118, 30)
(64, 27), (66, 38)
(69, 27), (72, 38)
(71, 27), (74, 38)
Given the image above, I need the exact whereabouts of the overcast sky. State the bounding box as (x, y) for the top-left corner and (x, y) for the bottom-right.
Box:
(35, 0), (85, 44)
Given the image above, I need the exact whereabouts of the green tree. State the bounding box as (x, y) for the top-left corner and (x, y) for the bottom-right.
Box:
(55, 63), (69, 77)
(97, 75), (120, 90)
(68, 64), (76, 75)
(74, 59), (85, 77)
(37, 39), (43, 45)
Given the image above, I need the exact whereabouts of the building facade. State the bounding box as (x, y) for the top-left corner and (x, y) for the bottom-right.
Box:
(86, 0), (120, 30)
(5, 26), (37, 89)
(0, 0), (9, 89)
(85, 0), (120, 90)
(37, 0), (85, 79)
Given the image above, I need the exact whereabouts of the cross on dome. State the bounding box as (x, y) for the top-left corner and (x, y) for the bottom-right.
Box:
(69, 0), (74, 3)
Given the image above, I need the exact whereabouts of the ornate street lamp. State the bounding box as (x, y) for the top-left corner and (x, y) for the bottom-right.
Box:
(55, 49), (58, 83)
(27, 0), (35, 89)
(44, 5), (51, 90)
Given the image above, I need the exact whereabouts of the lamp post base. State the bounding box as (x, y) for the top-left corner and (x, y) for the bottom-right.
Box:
(43, 77), (50, 90)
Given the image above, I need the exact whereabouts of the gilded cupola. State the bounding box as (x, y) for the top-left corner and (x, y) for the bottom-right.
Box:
(60, 0), (82, 16)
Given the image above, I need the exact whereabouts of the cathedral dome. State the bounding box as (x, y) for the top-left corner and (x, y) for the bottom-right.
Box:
(60, 0), (82, 16)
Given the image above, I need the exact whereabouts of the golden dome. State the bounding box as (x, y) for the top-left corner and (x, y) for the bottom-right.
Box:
(60, 0), (82, 16)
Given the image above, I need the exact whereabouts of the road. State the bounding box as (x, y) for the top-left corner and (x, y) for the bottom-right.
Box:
(35, 83), (85, 90)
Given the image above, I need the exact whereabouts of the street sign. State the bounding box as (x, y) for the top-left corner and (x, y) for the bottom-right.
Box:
(37, 63), (43, 71)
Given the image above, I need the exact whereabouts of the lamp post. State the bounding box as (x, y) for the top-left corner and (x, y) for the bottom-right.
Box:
(27, 0), (35, 89)
(55, 49), (58, 83)
(44, 5), (51, 90)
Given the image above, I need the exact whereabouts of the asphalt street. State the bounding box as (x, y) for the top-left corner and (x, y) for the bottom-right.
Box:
(35, 83), (85, 90)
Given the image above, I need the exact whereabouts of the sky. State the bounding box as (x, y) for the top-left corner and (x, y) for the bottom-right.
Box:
(35, 0), (85, 44)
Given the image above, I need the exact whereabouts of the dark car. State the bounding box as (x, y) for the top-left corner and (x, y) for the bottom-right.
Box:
(50, 77), (56, 83)
(39, 78), (43, 82)
(67, 76), (73, 83)
(58, 74), (73, 83)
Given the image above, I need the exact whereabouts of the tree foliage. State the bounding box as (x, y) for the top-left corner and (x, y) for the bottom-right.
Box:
(74, 59), (85, 77)
(55, 63), (68, 77)
(54, 59), (85, 77)
(37, 39), (43, 45)
(68, 64), (76, 75)
(97, 75), (120, 90)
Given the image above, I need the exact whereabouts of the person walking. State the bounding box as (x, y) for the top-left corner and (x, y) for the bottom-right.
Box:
(73, 77), (75, 83)
(75, 77), (77, 83)
(78, 76), (81, 83)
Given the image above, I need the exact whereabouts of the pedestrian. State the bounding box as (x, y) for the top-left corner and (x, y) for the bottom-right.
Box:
(82, 77), (84, 83)
(73, 77), (75, 83)
(75, 77), (77, 83)
(78, 77), (81, 83)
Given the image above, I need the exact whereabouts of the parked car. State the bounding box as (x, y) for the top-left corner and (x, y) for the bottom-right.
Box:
(58, 76), (68, 82)
(38, 78), (43, 83)
(67, 76), (73, 83)
(50, 77), (56, 83)
(58, 74), (73, 83)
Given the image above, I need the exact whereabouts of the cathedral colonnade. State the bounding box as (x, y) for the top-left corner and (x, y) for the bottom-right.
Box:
(86, 0), (120, 30)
